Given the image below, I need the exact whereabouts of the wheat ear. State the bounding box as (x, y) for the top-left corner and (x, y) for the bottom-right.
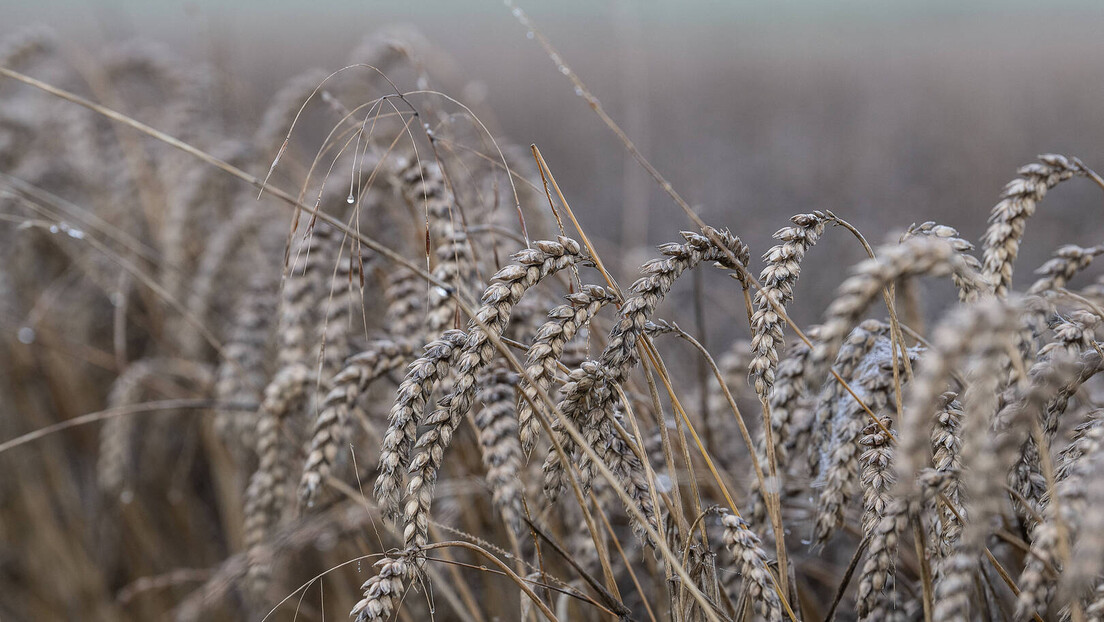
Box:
(517, 283), (616, 456)
(720, 510), (783, 622)
(402, 236), (589, 551)
(981, 154), (1096, 297)
(474, 364), (525, 532)
(749, 211), (830, 398)
(545, 227), (748, 501)
(374, 329), (467, 519)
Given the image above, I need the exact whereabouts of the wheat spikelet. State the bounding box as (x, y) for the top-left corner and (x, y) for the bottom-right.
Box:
(517, 283), (616, 455)
(809, 319), (890, 475)
(859, 417), (896, 537)
(473, 364), (524, 532)
(374, 329), (467, 519)
(163, 140), (253, 315)
(748, 211), (829, 398)
(855, 497), (911, 619)
(350, 556), (411, 622)
(1039, 309), (1100, 359)
(1067, 446), (1104, 606)
(1086, 582), (1104, 622)
(930, 391), (965, 553)
(402, 236), (589, 551)
(1056, 408), (1104, 481)
(1025, 410), (1104, 612)
(981, 154), (1095, 297)
(932, 552), (977, 622)
(719, 511), (783, 622)
(243, 226), (340, 598)
(1015, 402), (1103, 619)
(1029, 243), (1104, 295)
(1007, 350), (1100, 523)
(927, 307), (1038, 622)
(299, 339), (412, 506)
(748, 333), (816, 530)
(811, 235), (987, 386)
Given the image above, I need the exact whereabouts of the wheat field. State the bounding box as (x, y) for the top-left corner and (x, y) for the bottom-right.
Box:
(3, 13), (1104, 622)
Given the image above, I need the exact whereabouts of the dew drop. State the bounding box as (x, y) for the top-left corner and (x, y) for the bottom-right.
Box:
(512, 7), (522, 17)
(526, 31), (534, 40)
(347, 194), (355, 204)
(559, 65), (570, 75)
(574, 86), (584, 97)
(17, 326), (35, 344)
(120, 490), (135, 505)
(48, 224), (59, 234)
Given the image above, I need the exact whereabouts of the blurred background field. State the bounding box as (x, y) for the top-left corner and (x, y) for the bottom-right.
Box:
(6, 0), (1104, 329)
